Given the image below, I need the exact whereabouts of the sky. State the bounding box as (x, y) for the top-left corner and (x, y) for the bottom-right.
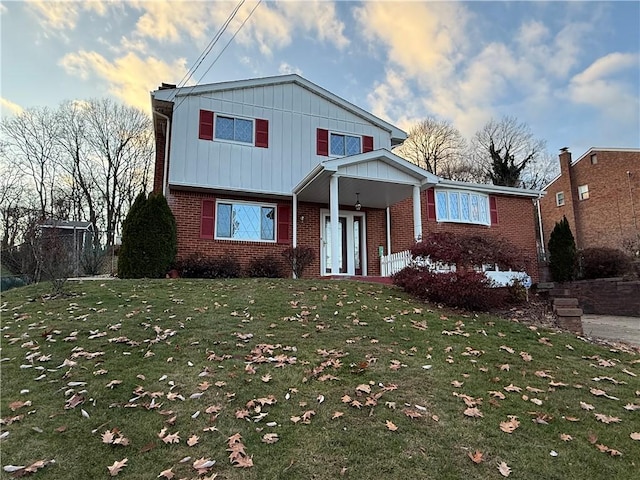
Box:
(1, 0), (639, 159)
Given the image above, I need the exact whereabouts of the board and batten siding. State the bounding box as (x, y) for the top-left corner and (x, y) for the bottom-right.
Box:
(168, 83), (393, 195)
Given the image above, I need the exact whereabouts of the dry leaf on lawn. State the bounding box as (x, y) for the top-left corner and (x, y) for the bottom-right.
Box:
(187, 435), (199, 446)
(498, 461), (511, 477)
(468, 451), (484, 464)
(107, 458), (128, 476)
(385, 420), (398, 431)
(158, 467), (175, 479)
(262, 433), (279, 444)
(464, 407), (483, 418)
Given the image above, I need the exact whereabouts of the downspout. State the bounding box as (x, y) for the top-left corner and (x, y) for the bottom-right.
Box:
(152, 109), (171, 197)
(535, 194), (545, 258)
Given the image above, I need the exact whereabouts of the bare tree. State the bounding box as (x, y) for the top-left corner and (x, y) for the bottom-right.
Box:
(472, 116), (546, 187)
(519, 150), (559, 190)
(1, 107), (62, 219)
(74, 98), (153, 246)
(394, 117), (468, 177)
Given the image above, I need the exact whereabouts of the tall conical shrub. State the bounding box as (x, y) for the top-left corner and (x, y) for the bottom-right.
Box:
(548, 216), (577, 282)
(118, 192), (177, 278)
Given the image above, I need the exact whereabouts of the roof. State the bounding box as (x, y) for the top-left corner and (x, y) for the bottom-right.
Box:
(437, 179), (544, 198)
(40, 220), (94, 230)
(543, 147), (640, 190)
(151, 74), (407, 144)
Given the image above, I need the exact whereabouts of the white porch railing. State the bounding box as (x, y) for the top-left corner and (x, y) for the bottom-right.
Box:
(380, 250), (528, 287)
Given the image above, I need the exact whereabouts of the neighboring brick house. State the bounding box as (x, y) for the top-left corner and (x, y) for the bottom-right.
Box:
(539, 148), (640, 252)
(150, 74), (543, 280)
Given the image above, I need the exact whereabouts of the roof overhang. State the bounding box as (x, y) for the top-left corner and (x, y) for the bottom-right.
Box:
(437, 179), (544, 198)
(293, 149), (439, 208)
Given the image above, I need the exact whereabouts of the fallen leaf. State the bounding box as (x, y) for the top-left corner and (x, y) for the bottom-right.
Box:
(631, 432), (640, 441)
(580, 401), (595, 411)
(187, 435), (199, 446)
(594, 413), (621, 424)
(500, 417), (520, 433)
(464, 407), (483, 418)
(385, 420), (398, 431)
(107, 458), (128, 476)
(262, 433), (279, 444)
(158, 467), (175, 479)
(498, 461), (511, 477)
(332, 411), (344, 419)
(468, 450), (484, 464)
(560, 433), (573, 442)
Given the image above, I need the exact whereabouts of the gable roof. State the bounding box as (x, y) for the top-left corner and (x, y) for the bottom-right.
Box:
(151, 74), (407, 145)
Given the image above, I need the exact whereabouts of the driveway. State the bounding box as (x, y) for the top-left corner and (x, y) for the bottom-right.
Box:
(582, 314), (640, 347)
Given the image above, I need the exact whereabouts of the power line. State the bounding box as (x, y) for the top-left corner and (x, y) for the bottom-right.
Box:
(172, 0), (262, 112)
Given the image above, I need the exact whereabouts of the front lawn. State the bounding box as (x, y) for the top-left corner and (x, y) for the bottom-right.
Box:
(1, 279), (638, 479)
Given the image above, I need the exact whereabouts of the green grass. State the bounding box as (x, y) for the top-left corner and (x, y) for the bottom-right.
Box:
(1, 279), (639, 479)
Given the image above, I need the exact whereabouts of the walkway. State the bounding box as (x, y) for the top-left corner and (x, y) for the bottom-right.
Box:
(581, 314), (640, 347)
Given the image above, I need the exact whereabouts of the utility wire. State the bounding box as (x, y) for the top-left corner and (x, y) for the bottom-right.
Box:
(173, 0), (262, 114)
(167, 0), (246, 103)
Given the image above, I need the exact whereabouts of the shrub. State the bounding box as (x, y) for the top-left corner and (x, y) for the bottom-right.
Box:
(80, 247), (107, 276)
(118, 192), (177, 278)
(174, 253), (241, 279)
(393, 266), (503, 311)
(282, 246), (316, 278)
(548, 216), (577, 282)
(411, 232), (525, 272)
(246, 255), (284, 278)
(579, 247), (632, 279)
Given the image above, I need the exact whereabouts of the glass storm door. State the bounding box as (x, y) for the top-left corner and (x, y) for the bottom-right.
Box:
(322, 213), (366, 276)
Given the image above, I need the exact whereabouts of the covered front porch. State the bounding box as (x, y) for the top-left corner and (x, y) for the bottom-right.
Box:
(292, 149), (438, 277)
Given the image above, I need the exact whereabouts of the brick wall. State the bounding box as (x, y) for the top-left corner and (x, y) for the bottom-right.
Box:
(390, 190), (540, 282)
(563, 279), (640, 317)
(540, 149), (640, 251)
(168, 189), (388, 278)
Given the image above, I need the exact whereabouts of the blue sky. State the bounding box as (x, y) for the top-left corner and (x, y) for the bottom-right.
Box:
(1, 0), (639, 158)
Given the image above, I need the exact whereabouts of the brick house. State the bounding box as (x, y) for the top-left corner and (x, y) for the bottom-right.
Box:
(539, 148), (640, 252)
(151, 74), (543, 280)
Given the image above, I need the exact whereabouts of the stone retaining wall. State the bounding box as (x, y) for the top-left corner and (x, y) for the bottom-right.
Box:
(562, 278), (639, 317)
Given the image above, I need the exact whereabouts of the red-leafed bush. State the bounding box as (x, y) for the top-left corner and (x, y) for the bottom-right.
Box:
(410, 232), (525, 272)
(393, 233), (526, 311)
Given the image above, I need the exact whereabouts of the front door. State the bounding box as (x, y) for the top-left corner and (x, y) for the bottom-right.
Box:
(321, 211), (366, 276)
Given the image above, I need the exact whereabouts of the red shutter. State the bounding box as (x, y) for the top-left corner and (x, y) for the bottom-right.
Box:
(199, 110), (214, 140)
(317, 128), (329, 156)
(489, 196), (498, 225)
(426, 188), (436, 221)
(362, 135), (374, 153)
(201, 199), (215, 239)
(255, 119), (269, 148)
(277, 204), (291, 244)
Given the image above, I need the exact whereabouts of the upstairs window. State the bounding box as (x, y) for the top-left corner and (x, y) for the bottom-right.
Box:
(556, 191), (565, 206)
(578, 184), (589, 200)
(317, 129), (374, 156)
(434, 189), (490, 226)
(590, 154), (598, 164)
(216, 115), (253, 144)
(199, 110), (268, 148)
(330, 133), (361, 156)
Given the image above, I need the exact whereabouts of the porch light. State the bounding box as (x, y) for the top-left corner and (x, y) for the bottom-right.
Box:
(355, 193), (361, 211)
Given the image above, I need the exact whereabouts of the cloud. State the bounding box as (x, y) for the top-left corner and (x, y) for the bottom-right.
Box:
(25, 0), (109, 31)
(0, 97), (24, 117)
(278, 62), (303, 76)
(59, 51), (188, 112)
(129, 0), (348, 54)
(568, 52), (640, 120)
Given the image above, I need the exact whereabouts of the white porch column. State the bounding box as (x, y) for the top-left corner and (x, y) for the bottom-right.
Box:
(330, 175), (340, 275)
(386, 207), (391, 256)
(292, 193), (298, 248)
(413, 185), (422, 242)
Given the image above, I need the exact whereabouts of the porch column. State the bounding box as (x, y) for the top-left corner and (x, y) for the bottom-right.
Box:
(292, 193), (298, 248)
(330, 175), (340, 275)
(413, 185), (422, 241)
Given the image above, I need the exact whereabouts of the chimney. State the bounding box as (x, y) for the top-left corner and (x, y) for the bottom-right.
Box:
(559, 147), (572, 177)
(159, 83), (177, 90)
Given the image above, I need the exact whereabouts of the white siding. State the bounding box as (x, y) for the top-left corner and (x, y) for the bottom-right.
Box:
(168, 83), (393, 195)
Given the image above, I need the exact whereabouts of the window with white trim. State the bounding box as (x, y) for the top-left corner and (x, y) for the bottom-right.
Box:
(215, 115), (253, 144)
(435, 190), (490, 225)
(330, 133), (361, 156)
(578, 184), (589, 200)
(556, 191), (565, 206)
(215, 200), (275, 241)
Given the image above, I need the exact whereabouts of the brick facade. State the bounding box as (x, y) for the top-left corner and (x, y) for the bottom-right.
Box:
(390, 191), (540, 282)
(167, 188), (388, 278)
(540, 148), (640, 252)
